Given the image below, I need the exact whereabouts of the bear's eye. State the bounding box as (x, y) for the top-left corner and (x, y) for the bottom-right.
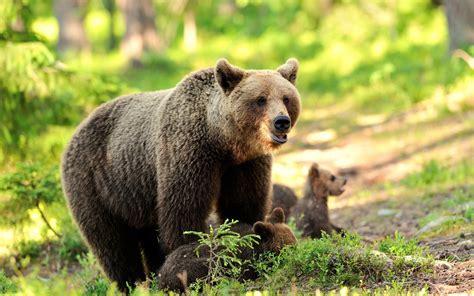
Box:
(330, 175), (336, 182)
(257, 96), (267, 107)
(283, 96), (290, 105)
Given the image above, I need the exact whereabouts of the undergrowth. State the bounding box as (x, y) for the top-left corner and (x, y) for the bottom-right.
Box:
(250, 232), (433, 293)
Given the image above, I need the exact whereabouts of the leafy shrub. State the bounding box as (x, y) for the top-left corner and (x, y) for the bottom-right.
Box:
(377, 231), (426, 258)
(184, 220), (259, 289)
(0, 40), (123, 164)
(0, 162), (62, 237)
(0, 270), (17, 293)
(14, 240), (42, 259)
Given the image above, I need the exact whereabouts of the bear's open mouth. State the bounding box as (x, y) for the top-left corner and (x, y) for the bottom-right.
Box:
(271, 133), (288, 144)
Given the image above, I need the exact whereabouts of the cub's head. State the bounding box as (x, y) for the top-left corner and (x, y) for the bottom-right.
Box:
(307, 163), (347, 198)
(253, 207), (297, 253)
(214, 59), (301, 158)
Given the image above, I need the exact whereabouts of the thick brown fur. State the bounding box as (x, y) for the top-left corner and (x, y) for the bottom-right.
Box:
(61, 59), (301, 291)
(291, 163), (347, 239)
(271, 184), (298, 220)
(157, 208), (297, 292)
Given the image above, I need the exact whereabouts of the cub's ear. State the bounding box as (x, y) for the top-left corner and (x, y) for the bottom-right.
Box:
(253, 222), (274, 242)
(277, 58), (299, 85)
(215, 58), (245, 95)
(268, 207), (285, 224)
(309, 163), (320, 179)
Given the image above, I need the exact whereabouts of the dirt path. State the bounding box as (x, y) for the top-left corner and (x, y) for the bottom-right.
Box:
(273, 107), (474, 293)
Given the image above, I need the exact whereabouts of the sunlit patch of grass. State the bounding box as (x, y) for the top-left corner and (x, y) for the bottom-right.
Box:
(251, 232), (432, 292)
(402, 159), (474, 189)
(417, 186), (474, 239)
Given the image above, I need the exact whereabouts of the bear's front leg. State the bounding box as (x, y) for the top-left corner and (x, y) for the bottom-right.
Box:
(157, 155), (221, 252)
(218, 155), (272, 224)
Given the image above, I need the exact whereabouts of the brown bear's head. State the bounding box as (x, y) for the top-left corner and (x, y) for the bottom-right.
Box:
(253, 207), (297, 253)
(214, 59), (301, 160)
(307, 163), (347, 198)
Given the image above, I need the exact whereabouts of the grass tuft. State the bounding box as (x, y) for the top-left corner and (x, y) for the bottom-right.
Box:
(250, 232), (433, 292)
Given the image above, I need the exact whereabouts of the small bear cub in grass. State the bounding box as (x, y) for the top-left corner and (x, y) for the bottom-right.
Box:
(157, 208), (297, 292)
(290, 163), (347, 238)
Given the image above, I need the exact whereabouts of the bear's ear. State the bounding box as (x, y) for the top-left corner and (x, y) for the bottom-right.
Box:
(268, 207), (285, 224)
(253, 222), (274, 242)
(277, 58), (299, 85)
(309, 163), (320, 179)
(215, 59), (245, 95)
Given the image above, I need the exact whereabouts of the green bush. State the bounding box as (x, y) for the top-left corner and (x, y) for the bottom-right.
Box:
(0, 162), (62, 232)
(77, 253), (114, 296)
(0, 270), (17, 294)
(184, 219), (259, 289)
(377, 231), (425, 258)
(0, 40), (123, 164)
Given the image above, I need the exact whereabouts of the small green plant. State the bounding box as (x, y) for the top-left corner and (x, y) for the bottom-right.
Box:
(184, 220), (259, 288)
(14, 240), (42, 259)
(0, 162), (62, 238)
(77, 252), (111, 296)
(377, 231), (426, 258)
(0, 270), (17, 293)
(58, 231), (88, 261)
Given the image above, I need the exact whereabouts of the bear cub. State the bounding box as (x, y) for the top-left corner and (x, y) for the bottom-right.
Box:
(271, 184), (298, 220)
(290, 163), (347, 239)
(157, 208), (297, 292)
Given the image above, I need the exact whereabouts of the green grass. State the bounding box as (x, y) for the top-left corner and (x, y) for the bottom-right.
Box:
(0, 232), (433, 295)
(401, 161), (474, 237)
(249, 232), (432, 293)
(402, 160), (474, 189)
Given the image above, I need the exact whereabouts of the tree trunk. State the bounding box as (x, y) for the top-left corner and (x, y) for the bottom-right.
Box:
(444, 0), (474, 53)
(118, 0), (161, 65)
(103, 0), (117, 50)
(183, 9), (197, 52)
(54, 0), (90, 53)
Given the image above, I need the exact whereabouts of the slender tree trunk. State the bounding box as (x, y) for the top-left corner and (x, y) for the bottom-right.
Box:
(103, 0), (117, 50)
(444, 0), (474, 53)
(118, 0), (161, 65)
(183, 9), (197, 52)
(54, 0), (90, 53)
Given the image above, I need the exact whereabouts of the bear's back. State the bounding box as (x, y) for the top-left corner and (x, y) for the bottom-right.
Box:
(62, 90), (171, 227)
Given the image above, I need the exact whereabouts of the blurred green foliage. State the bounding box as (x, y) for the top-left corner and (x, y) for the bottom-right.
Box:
(0, 270), (17, 293)
(0, 162), (61, 226)
(402, 160), (474, 188)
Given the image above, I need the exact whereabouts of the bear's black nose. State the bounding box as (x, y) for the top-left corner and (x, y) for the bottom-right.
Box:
(273, 115), (291, 132)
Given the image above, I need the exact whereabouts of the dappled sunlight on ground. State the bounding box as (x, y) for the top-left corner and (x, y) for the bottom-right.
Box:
(273, 99), (473, 248)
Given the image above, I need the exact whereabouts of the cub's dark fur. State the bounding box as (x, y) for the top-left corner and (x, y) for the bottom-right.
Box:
(157, 208), (297, 292)
(291, 163), (346, 238)
(272, 183), (298, 220)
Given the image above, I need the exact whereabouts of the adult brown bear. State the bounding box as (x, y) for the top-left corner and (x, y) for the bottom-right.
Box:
(61, 59), (301, 291)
